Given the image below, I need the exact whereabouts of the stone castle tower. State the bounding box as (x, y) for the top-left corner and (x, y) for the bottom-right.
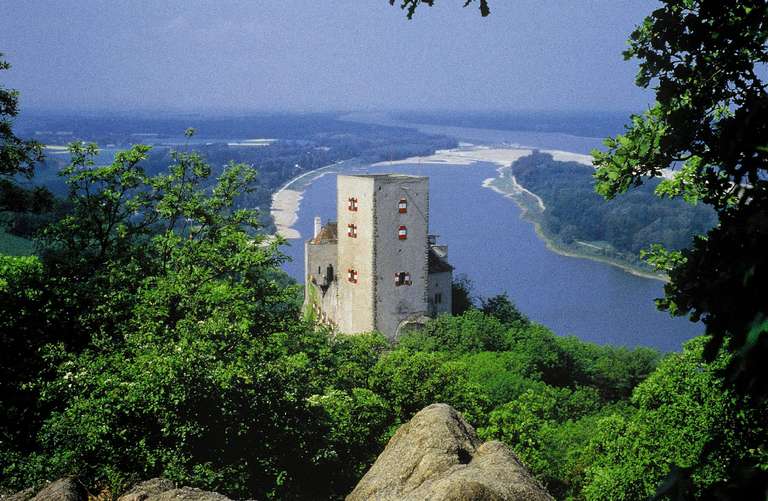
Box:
(304, 174), (452, 339)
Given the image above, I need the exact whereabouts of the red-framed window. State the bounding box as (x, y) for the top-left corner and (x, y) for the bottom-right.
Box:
(348, 197), (358, 211)
(398, 198), (408, 213)
(398, 225), (407, 240)
(347, 268), (358, 283)
(394, 271), (412, 286)
(347, 223), (357, 238)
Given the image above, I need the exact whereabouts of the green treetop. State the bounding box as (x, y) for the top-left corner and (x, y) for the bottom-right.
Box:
(0, 53), (42, 179)
(590, 1), (768, 404)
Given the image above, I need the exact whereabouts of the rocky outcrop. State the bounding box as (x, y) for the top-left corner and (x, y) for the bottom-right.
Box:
(0, 487), (36, 501)
(0, 478), (87, 501)
(347, 403), (553, 501)
(118, 478), (176, 500)
(117, 479), (232, 501)
(32, 478), (87, 501)
(2, 478), (230, 501)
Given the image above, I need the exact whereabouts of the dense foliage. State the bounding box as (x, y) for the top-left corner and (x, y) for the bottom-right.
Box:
(0, 53), (42, 181)
(509, 151), (716, 266)
(0, 142), (763, 500)
(582, 337), (766, 500)
(0, 53), (52, 254)
(0, 142), (369, 499)
(588, 1), (768, 495)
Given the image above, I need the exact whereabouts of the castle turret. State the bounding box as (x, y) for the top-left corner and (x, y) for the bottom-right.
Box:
(314, 216), (322, 238)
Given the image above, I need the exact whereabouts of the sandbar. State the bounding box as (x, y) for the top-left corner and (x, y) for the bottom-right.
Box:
(271, 188), (303, 240)
(371, 147), (533, 168)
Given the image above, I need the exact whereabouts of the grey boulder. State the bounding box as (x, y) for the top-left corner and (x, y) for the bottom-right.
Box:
(347, 403), (553, 501)
(6, 478), (87, 501)
(117, 479), (232, 501)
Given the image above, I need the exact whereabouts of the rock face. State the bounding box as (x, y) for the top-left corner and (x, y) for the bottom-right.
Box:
(117, 479), (232, 501)
(0, 487), (36, 501)
(4, 478), (87, 501)
(118, 478), (176, 501)
(2, 478), (230, 501)
(347, 403), (553, 501)
(33, 478), (85, 501)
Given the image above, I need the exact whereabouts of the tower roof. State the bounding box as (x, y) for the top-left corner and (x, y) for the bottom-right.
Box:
(428, 247), (454, 273)
(309, 222), (337, 244)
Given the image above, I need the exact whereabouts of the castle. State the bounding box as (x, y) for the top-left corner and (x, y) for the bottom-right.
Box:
(304, 174), (453, 339)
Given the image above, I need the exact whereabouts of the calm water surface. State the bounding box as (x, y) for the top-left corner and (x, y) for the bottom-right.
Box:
(280, 162), (702, 352)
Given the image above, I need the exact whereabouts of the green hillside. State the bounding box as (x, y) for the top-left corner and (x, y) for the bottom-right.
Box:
(0, 228), (33, 256)
(1, 143), (762, 501)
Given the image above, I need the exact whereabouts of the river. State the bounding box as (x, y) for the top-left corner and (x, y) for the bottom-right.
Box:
(279, 159), (702, 352)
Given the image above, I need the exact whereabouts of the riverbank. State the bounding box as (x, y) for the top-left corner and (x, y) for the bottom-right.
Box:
(270, 144), (667, 281)
(482, 171), (545, 211)
(270, 159), (364, 239)
(486, 171), (667, 282)
(271, 189), (303, 239)
(375, 145), (667, 281)
(372, 145), (663, 280)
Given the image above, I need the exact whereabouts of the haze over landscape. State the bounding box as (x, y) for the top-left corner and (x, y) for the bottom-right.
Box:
(3, 0), (656, 112)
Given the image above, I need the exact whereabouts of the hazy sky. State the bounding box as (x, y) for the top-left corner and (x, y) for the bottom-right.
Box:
(2, 1), (658, 113)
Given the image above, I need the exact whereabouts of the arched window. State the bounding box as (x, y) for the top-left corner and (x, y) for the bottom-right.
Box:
(347, 223), (357, 238)
(347, 268), (358, 284)
(398, 225), (407, 240)
(348, 197), (358, 211)
(398, 198), (407, 213)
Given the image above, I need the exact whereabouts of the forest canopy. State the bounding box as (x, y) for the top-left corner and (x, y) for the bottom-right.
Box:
(509, 151), (717, 268)
(0, 142), (763, 500)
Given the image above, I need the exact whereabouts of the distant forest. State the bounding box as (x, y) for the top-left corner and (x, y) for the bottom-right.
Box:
(16, 112), (434, 144)
(509, 151), (717, 268)
(393, 110), (632, 138)
(1, 114), (456, 252)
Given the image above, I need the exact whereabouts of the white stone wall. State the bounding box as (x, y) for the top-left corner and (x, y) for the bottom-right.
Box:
(337, 175), (376, 334)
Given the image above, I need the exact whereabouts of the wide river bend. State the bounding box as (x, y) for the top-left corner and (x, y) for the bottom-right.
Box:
(279, 161), (701, 352)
